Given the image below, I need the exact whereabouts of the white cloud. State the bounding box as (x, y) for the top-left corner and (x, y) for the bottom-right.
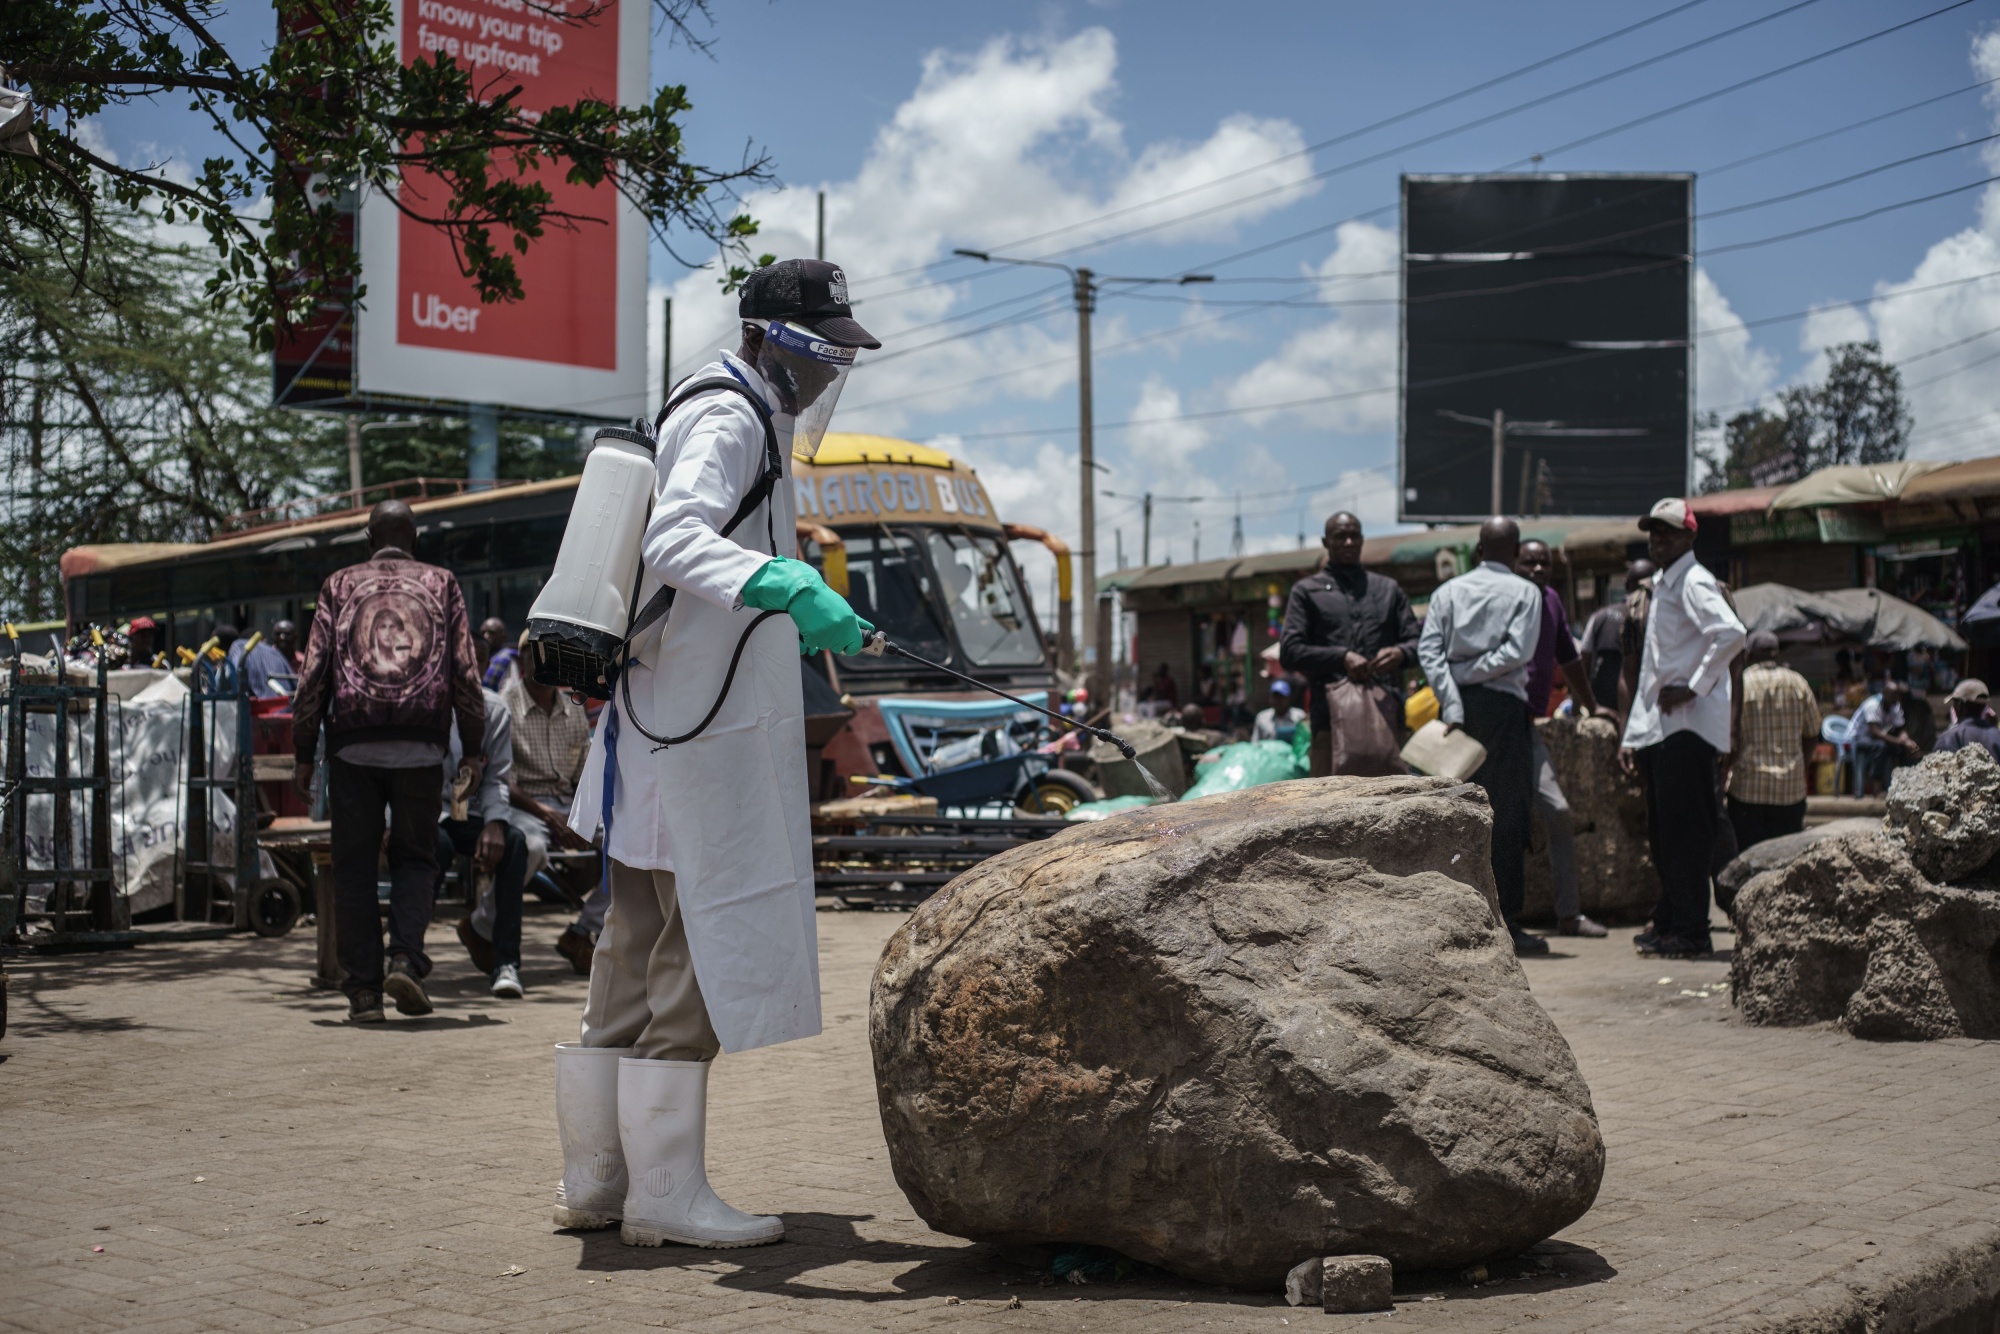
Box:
(654, 28), (1317, 421)
(1799, 302), (1873, 384)
(1841, 26), (2000, 461)
(1220, 220), (1400, 432)
(1694, 267), (1777, 416)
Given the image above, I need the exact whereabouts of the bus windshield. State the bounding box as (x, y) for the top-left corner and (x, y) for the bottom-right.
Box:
(923, 529), (1044, 667)
(834, 531), (951, 664)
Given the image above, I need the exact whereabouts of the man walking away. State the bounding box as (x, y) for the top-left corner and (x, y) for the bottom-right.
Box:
(293, 500), (486, 1023)
(1251, 679), (1305, 742)
(1620, 498), (1746, 961)
(1281, 511), (1421, 777)
(1932, 678), (2000, 763)
(1579, 561), (1654, 720)
(1852, 679), (1921, 794)
(1726, 631), (1820, 853)
(1417, 517), (1545, 956)
(1516, 540), (1615, 939)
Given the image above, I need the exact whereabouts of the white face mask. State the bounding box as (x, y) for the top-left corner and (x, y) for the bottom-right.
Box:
(753, 320), (858, 460)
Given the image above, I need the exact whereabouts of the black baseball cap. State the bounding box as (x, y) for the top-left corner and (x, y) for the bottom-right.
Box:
(738, 258), (880, 349)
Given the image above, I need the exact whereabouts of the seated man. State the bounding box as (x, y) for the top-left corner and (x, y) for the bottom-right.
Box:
(496, 644), (597, 974)
(443, 639), (530, 999)
(1852, 679), (1921, 795)
(1251, 679), (1305, 742)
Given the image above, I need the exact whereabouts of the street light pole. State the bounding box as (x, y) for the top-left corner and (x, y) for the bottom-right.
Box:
(951, 249), (1210, 705)
(1074, 266), (1095, 688)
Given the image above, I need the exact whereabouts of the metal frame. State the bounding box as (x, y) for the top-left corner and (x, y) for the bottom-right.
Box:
(181, 657), (260, 931)
(0, 647), (128, 947)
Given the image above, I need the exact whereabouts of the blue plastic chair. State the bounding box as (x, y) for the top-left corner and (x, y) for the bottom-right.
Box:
(1821, 713), (1860, 797)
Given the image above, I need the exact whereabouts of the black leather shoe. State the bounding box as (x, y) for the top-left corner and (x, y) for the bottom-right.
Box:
(347, 990), (385, 1023)
(1511, 931), (1551, 956)
(382, 957), (433, 1016)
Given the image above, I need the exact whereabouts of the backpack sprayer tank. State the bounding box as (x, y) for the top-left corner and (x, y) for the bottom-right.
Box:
(524, 424), (657, 698)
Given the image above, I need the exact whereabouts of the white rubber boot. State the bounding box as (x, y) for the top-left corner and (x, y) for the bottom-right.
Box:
(616, 1057), (784, 1248)
(552, 1043), (629, 1229)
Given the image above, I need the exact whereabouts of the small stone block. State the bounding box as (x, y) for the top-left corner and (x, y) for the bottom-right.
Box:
(1321, 1255), (1393, 1314)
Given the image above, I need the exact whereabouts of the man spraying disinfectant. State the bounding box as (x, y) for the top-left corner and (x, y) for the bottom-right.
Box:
(533, 260), (877, 1248)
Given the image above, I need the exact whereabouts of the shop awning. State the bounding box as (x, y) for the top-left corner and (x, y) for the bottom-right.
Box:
(1897, 454), (2000, 505)
(1733, 583), (1965, 651)
(1104, 547), (1323, 595)
(1768, 461), (1949, 510)
(1688, 485), (1787, 516)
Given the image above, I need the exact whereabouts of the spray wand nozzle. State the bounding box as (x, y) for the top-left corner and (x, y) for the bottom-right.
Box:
(859, 629), (1138, 760)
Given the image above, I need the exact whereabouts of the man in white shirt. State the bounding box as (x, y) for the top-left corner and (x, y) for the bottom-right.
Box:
(1417, 516), (1546, 956)
(1619, 497), (1747, 960)
(1250, 679), (1306, 742)
(1851, 680), (1920, 794)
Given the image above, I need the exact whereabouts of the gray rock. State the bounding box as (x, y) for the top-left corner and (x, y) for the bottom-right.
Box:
(1090, 719), (1189, 798)
(1730, 831), (2000, 1040)
(1715, 818), (1883, 912)
(1885, 745), (2000, 882)
(870, 776), (1605, 1288)
(1524, 715), (1659, 923)
(1322, 1256), (1394, 1314)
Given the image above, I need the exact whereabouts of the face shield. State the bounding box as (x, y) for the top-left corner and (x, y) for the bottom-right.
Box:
(753, 320), (859, 460)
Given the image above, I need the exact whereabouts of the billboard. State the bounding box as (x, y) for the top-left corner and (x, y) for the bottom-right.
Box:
(1399, 174), (1691, 522)
(340, 0), (649, 421)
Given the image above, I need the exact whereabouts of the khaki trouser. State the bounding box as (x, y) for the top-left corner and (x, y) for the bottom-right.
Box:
(579, 858), (721, 1061)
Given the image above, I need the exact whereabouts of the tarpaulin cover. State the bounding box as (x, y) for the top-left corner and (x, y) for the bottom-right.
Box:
(1732, 583), (1966, 651)
(1768, 461), (1947, 510)
(1962, 582), (2000, 648)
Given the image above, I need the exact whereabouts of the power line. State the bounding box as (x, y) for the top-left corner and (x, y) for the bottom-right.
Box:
(1013, 0), (1843, 269)
(1701, 132), (2000, 221)
(841, 0), (1729, 292)
(1704, 75), (2000, 178)
(1498, 0), (1978, 169)
(1706, 172), (2000, 255)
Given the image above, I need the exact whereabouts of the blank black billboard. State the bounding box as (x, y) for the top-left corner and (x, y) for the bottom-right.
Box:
(1399, 174), (1691, 522)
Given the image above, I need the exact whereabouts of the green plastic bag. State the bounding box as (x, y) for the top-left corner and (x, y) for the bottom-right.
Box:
(1289, 718), (1312, 776)
(1180, 741), (1302, 801)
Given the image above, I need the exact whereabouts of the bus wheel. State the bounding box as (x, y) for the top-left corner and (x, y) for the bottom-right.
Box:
(1015, 770), (1100, 818)
(252, 882), (302, 938)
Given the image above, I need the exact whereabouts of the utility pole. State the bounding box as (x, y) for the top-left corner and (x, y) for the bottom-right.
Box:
(816, 191), (826, 262)
(1193, 518), (1201, 564)
(1231, 492), (1243, 557)
(1440, 407), (1647, 517)
(1075, 266), (1095, 682)
(661, 295), (673, 403)
(952, 249), (1211, 695)
(1115, 528), (1125, 570)
(1490, 408), (1506, 516)
(346, 416), (362, 496)
(1142, 493), (1153, 566)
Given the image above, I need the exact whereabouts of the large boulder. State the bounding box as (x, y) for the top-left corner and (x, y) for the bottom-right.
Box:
(1883, 744), (2000, 881)
(870, 776), (1606, 1288)
(1714, 817), (1882, 915)
(1524, 714), (1659, 923)
(1730, 830), (2000, 1040)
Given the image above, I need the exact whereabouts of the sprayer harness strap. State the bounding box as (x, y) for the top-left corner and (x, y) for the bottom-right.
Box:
(624, 372), (783, 641)
(615, 367), (787, 752)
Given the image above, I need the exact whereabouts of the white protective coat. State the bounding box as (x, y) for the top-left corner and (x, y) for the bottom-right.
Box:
(571, 353), (820, 1054)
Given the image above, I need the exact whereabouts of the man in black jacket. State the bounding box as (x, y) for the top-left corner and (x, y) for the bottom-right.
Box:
(1280, 511), (1421, 777)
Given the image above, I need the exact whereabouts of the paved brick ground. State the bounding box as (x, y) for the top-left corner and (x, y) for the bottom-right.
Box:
(3, 904), (1998, 1333)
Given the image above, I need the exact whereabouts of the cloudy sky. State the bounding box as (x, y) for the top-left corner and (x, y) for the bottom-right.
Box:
(88, 0), (2000, 584)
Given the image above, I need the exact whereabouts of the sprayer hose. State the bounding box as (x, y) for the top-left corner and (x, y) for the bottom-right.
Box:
(618, 610), (782, 750)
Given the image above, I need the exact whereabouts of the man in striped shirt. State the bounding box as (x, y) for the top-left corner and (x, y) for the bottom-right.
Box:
(1723, 631), (1820, 854)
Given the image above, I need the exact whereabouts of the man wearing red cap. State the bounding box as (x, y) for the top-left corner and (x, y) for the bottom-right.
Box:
(1619, 498), (1746, 959)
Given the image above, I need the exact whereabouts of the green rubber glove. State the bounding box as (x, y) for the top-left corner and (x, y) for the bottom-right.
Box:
(741, 557), (873, 656)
